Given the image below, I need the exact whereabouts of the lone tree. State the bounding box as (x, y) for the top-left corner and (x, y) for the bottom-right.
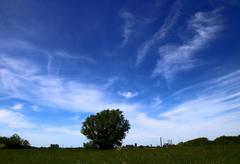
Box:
(81, 109), (130, 149)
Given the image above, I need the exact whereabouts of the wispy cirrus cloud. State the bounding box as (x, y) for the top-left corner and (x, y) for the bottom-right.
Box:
(0, 55), (140, 115)
(47, 54), (53, 75)
(1, 54), (240, 146)
(126, 70), (240, 145)
(0, 39), (37, 51)
(0, 38), (96, 65)
(151, 96), (162, 108)
(120, 9), (137, 47)
(54, 51), (96, 64)
(136, 0), (182, 65)
(153, 9), (223, 80)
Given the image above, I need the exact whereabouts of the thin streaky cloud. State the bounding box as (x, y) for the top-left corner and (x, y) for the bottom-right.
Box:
(160, 73), (240, 122)
(119, 7), (157, 48)
(136, 0), (182, 65)
(0, 38), (96, 65)
(126, 70), (240, 145)
(153, 9), (223, 80)
(152, 96), (162, 108)
(172, 70), (240, 99)
(120, 9), (136, 47)
(47, 54), (53, 75)
(55, 51), (96, 64)
(0, 55), (39, 76)
(0, 39), (37, 51)
(0, 56), (140, 115)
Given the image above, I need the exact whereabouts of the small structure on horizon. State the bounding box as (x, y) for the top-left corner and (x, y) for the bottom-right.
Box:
(50, 144), (59, 148)
(160, 137), (163, 147)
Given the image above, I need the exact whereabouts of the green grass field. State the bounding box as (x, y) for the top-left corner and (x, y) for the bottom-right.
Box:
(1, 146), (240, 164)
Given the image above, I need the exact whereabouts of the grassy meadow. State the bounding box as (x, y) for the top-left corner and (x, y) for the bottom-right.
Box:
(1, 145), (240, 164)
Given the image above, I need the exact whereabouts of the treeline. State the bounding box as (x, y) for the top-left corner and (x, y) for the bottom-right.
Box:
(1, 134), (240, 149)
(123, 135), (240, 148)
(178, 135), (240, 146)
(0, 134), (31, 149)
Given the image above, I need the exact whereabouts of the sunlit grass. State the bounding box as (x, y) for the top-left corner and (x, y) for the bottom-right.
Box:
(1, 145), (240, 164)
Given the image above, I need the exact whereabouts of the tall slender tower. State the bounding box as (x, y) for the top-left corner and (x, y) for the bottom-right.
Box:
(160, 137), (162, 147)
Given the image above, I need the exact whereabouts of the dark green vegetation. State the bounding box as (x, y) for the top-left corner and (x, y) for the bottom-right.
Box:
(1, 146), (240, 164)
(178, 135), (240, 146)
(0, 134), (30, 149)
(81, 109), (130, 149)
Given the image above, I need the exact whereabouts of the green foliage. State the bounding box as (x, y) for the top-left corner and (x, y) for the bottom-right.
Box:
(83, 141), (97, 149)
(179, 137), (210, 146)
(0, 143), (6, 149)
(213, 136), (240, 145)
(0, 134), (31, 149)
(81, 109), (130, 149)
(179, 136), (240, 147)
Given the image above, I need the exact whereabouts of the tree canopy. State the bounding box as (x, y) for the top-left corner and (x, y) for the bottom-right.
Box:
(81, 109), (130, 149)
(0, 134), (31, 149)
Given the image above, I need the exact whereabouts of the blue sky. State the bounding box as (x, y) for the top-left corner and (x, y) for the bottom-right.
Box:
(0, 0), (240, 147)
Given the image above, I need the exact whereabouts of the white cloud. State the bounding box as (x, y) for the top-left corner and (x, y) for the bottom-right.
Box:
(44, 126), (82, 137)
(125, 70), (240, 145)
(0, 56), (141, 115)
(136, 0), (182, 64)
(118, 91), (138, 99)
(55, 51), (96, 64)
(12, 103), (24, 110)
(0, 109), (33, 128)
(120, 9), (136, 47)
(104, 76), (119, 88)
(152, 96), (162, 108)
(47, 54), (53, 75)
(32, 105), (40, 112)
(153, 9), (223, 80)
(0, 38), (96, 66)
(1, 50), (239, 146)
(71, 115), (81, 122)
(0, 39), (37, 51)
(0, 54), (39, 76)
(0, 56), (240, 146)
(0, 124), (86, 147)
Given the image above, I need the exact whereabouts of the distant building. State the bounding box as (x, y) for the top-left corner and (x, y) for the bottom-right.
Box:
(50, 144), (59, 148)
(134, 143), (137, 147)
